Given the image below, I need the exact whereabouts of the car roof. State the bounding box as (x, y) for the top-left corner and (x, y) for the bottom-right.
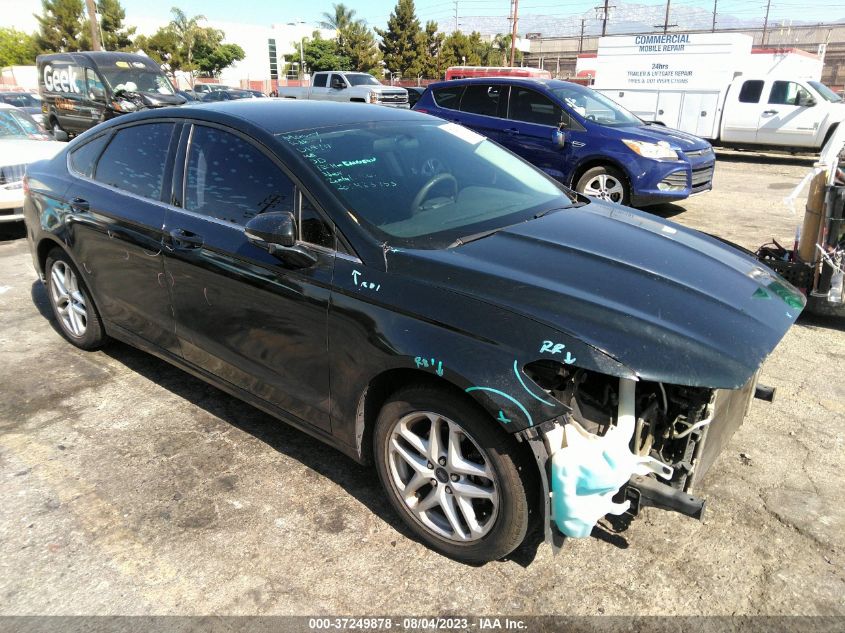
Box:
(153, 99), (430, 134)
(428, 77), (566, 89)
(36, 51), (159, 69)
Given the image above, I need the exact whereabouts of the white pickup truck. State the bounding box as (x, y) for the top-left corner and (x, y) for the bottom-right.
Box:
(278, 71), (409, 107)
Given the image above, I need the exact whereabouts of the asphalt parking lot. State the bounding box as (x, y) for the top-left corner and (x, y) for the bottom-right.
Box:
(1, 149), (843, 617)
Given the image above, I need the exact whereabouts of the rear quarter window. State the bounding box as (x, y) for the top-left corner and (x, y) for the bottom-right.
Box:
(313, 74), (327, 88)
(69, 133), (111, 178)
(432, 85), (465, 110)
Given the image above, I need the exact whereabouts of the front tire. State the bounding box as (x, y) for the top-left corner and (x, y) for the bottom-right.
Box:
(45, 249), (106, 350)
(373, 386), (532, 563)
(575, 165), (629, 205)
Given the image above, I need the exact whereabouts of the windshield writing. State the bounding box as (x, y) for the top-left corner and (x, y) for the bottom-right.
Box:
(279, 121), (573, 249)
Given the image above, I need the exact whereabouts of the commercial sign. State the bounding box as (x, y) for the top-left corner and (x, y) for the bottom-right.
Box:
(592, 33), (753, 90)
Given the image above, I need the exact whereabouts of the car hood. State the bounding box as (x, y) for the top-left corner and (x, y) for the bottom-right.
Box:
(612, 123), (711, 151)
(0, 139), (65, 167)
(392, 202), (803, 389)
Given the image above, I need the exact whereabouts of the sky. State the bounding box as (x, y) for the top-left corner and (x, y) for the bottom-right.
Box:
(4, 0), (843, 38)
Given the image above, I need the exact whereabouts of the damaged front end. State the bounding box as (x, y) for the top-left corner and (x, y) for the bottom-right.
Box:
(516, 364), (766, 545)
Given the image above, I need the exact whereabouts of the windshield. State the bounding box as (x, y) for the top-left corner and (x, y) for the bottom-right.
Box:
(346, 74), (381, 87)
(99, 65), (175, 95)
(279, 120), (575, 249)
(0, 93), (40, 108)
(808, 81), (842, 103)
(0, 109), (43, 138)
(552, 84), (642, 127)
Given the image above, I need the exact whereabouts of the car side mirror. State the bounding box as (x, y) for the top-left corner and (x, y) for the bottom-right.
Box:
(798, 94), (816, 107)
(53, 128), (69, 142)
(244, 211), (317, 268)
(245, 211), (296, 247)
(554, 126), (566, 148)
(89, 86), (105, 101)
(331, 78), (346, 90)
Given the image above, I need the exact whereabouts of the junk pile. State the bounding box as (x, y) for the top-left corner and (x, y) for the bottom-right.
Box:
(758, 126), (845, 315)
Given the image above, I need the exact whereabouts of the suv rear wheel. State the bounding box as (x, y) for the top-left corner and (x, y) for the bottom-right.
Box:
(374, 386), (532, 563)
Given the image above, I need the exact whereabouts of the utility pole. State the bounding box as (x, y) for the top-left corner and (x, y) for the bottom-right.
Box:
(509, 0), (519, 67)
(578, 18), (586, 52)
(761, 0), (771, 45)
(454, 0), (459, 33)
(653, 0), (677, 33)
(711, 0), (717, 32)
(84, 0), (102, 50)
(595, 0), (611, 36)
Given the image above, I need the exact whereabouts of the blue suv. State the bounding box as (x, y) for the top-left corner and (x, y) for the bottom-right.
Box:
(414, 78), (715, 207)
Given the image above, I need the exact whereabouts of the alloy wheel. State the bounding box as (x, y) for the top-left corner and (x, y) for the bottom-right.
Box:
(386, 411), (499, 542)
(50, 261), (88, 338)
(581, 173), (625, 203)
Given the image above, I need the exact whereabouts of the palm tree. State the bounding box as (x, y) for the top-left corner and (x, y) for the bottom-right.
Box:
(169, 7), (206, 84)
(319, 3), (357, 31)
(319, 3), (358, 48)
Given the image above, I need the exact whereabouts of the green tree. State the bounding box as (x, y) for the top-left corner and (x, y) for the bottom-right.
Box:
(0, 28), (39, 66)
(375, 0), (424, 79)
(134, 28), (181, 69)
(35, 0), (86, 53)
(441, 31), (480, 68)
(340, 21), (381, 75)
(301, 32), (348, 73)
(98, 0), (135, 51)
(194, 35), (245, 77)
(419, 20), (444, 79)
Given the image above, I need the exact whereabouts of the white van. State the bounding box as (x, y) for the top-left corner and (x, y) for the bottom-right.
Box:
(586, 33), (844, 151)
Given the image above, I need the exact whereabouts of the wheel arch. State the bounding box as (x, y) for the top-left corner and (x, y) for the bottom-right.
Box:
(354, 368), (490, 466)
(569, 156), (631, 190)
(36, 235), (70, 278)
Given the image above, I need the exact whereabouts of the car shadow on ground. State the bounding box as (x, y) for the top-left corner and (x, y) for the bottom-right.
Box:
(714, 149), (816, 168)
(29, 279), (553, 566)
(797, 311), (845, 333)
(0, 223), (26, 242)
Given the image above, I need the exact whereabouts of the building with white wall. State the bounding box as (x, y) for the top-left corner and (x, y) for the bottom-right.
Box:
(202, 21), (335, 91)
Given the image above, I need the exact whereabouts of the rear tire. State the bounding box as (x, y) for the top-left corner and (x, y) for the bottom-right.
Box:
(45, 249), (106, 350)
(575, 165), (629, 205)
(373, 385), (532, 563)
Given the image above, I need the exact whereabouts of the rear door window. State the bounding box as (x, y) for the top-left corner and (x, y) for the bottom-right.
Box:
(432, 85), (465, 110)
(313, 74), (327, 88)
(185, 125), (295, 225)
(459, 84), (504, 117)
(738, 80), (764, 103)
(94, 123), (175, 200)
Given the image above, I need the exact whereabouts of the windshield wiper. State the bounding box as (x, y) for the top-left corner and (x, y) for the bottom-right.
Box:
(448, 227), (505, 248)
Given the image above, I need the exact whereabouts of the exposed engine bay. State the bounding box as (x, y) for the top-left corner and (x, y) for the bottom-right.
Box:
(521, 360), (763, 539)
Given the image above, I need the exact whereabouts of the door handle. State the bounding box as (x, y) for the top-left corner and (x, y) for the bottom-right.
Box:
(762, 109), (779, 115)
(70, 197), (89, 211)
(169, 228), (204, 250)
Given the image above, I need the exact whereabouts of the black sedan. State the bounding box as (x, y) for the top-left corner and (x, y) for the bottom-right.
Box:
(23, 101), (802, 563)
(201, 88), (258, 102)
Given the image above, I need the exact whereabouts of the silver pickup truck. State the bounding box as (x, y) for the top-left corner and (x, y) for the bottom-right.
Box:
(278, 71), (409, 107)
